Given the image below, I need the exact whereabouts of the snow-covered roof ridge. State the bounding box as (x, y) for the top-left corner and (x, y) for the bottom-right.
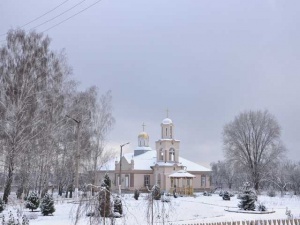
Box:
(178, 157), (211, 172)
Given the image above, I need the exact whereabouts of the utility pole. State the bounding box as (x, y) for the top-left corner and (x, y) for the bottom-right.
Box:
(119, 142), (129, 195)
(66, 115), (81, 200)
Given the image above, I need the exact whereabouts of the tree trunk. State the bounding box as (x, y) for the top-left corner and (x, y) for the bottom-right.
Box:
(3, 159), (14, 204)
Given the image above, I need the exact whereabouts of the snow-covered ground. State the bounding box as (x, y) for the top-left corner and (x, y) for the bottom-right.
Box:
(2, 193), (300, 225)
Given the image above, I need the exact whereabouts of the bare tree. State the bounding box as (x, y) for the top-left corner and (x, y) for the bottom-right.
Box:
(223, 110), (286, 191)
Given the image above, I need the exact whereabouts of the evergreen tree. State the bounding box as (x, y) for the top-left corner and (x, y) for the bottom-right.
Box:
(25, 192), (39, 212)
(40, 194), (55, 216)
(238, 183), (257, 210)
(0, 198), (5, 213)
(152, 185), (161, 200)
(98, 175), (112, 217)
(113, 195), (123, 215)
(103, 174), (111, 190)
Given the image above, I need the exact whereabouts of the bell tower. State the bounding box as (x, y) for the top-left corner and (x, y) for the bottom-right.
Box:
(156, 112), (180, 163)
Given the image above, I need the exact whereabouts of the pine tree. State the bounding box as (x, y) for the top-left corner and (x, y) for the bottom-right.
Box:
(0, 198), (5, 213)
(40, 194), (55, 216)
(98, 174), (111, 217)
(238, 183), (257, 211)
(25, 192), (39, 212)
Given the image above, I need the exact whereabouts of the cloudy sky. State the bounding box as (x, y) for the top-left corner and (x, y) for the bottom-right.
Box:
(1, 0), (300, 165)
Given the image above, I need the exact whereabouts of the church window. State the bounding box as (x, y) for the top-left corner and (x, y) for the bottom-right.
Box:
(201, 175), (206, 187)
(144, 175), (150, 187)
(170, 126), (172, 138)
(159, 149), (164, 161)
(157, 174), (161, 187)
(169, 148), (175, 161)
(166, 128), (167, 136)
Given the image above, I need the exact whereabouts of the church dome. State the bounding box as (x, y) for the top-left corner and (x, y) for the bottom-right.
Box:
(138, 131), (149, 139)
(162, 118), (172, 124)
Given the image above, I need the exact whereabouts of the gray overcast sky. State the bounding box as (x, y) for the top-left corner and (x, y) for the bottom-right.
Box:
(1, 0), (300, 165)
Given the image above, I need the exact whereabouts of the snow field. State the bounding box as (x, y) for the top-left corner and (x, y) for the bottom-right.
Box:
(1, 193), (299, 225)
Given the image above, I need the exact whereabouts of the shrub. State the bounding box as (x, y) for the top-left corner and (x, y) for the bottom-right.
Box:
(40, 194), (55, 216)
(134, 189), (139, 200)
(222, 191), (230, 201)
(113, 195), (122, 215)
(25, 192), (39, 212)
(152, 185), (161, 200)
(257, 202), (267, 211)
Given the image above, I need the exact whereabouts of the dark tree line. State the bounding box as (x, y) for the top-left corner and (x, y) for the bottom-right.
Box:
(0, 29), (115, 203)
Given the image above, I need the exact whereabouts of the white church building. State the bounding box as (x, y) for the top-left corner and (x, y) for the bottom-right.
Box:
(97, 116), (211, 194)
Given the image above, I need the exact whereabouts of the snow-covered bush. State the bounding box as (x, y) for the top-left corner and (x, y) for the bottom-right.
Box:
(134, 189), (139, 200)
(113, 195), (122, 216)
(161, 193), (170, 202)
(25, 192), (39, 212)
(152, 185), (161, 200)
(257, 202), (267, 211)
(2, 211), (29, 225)
(40, 194), (55, 216)
(222, 191), (230, 200)
(203, 191), (212, 196)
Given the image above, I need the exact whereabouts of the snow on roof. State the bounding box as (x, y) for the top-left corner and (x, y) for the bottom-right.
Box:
(169, 170), (195, 178)
(134, 146), (152, 151)
(178, 157), (211, 172)
(99, 150), (210, 172)
(162, 118), (172, 124)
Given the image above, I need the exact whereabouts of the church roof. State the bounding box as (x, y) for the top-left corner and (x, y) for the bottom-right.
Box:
(99, 150), (210, 172)
(162, 118), (172, 124)
(169, 170), (195, 178)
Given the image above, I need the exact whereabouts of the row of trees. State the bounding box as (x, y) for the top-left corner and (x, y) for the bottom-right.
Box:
(211, 110), (300, 195)
(0, 29), (115, 203)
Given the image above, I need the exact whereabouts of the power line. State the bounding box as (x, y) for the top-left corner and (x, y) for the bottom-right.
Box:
(42, 0), (102, 33)
(0, 0), (102, 43)
(21, 0), (71, 28)
(30, 0), (88, 31)
(0, 0), (71, 37)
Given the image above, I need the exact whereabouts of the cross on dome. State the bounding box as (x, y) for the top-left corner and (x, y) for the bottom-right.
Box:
(142, 122), (146, 131)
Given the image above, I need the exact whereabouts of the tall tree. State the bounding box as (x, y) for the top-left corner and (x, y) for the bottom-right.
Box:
(0, 29), (71, 202)
(223, 110), (286, 191)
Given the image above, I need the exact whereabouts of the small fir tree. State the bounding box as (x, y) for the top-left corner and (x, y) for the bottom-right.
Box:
(152, 185), (161, 200)
(134, 189), (140, 200)
(40, 193), (55, 216)
(25, 192), (39, 212)
(238, 182), (257, 211)
(0, 198), (5, 213)
(98, 175), (112, 217)
(103, 174), (111, 190)
(113, 195), (123, 215)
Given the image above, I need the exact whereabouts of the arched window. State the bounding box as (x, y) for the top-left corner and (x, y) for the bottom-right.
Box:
(170, 126), (172, 138)
(159, 149), (164, 161)
(169, 148), (175, 161)
(166, 128), (168, 137)
(157, 174), (161, 187)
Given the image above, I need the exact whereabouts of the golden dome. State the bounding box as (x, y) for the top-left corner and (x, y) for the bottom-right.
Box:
(138, 132), (149, 139)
